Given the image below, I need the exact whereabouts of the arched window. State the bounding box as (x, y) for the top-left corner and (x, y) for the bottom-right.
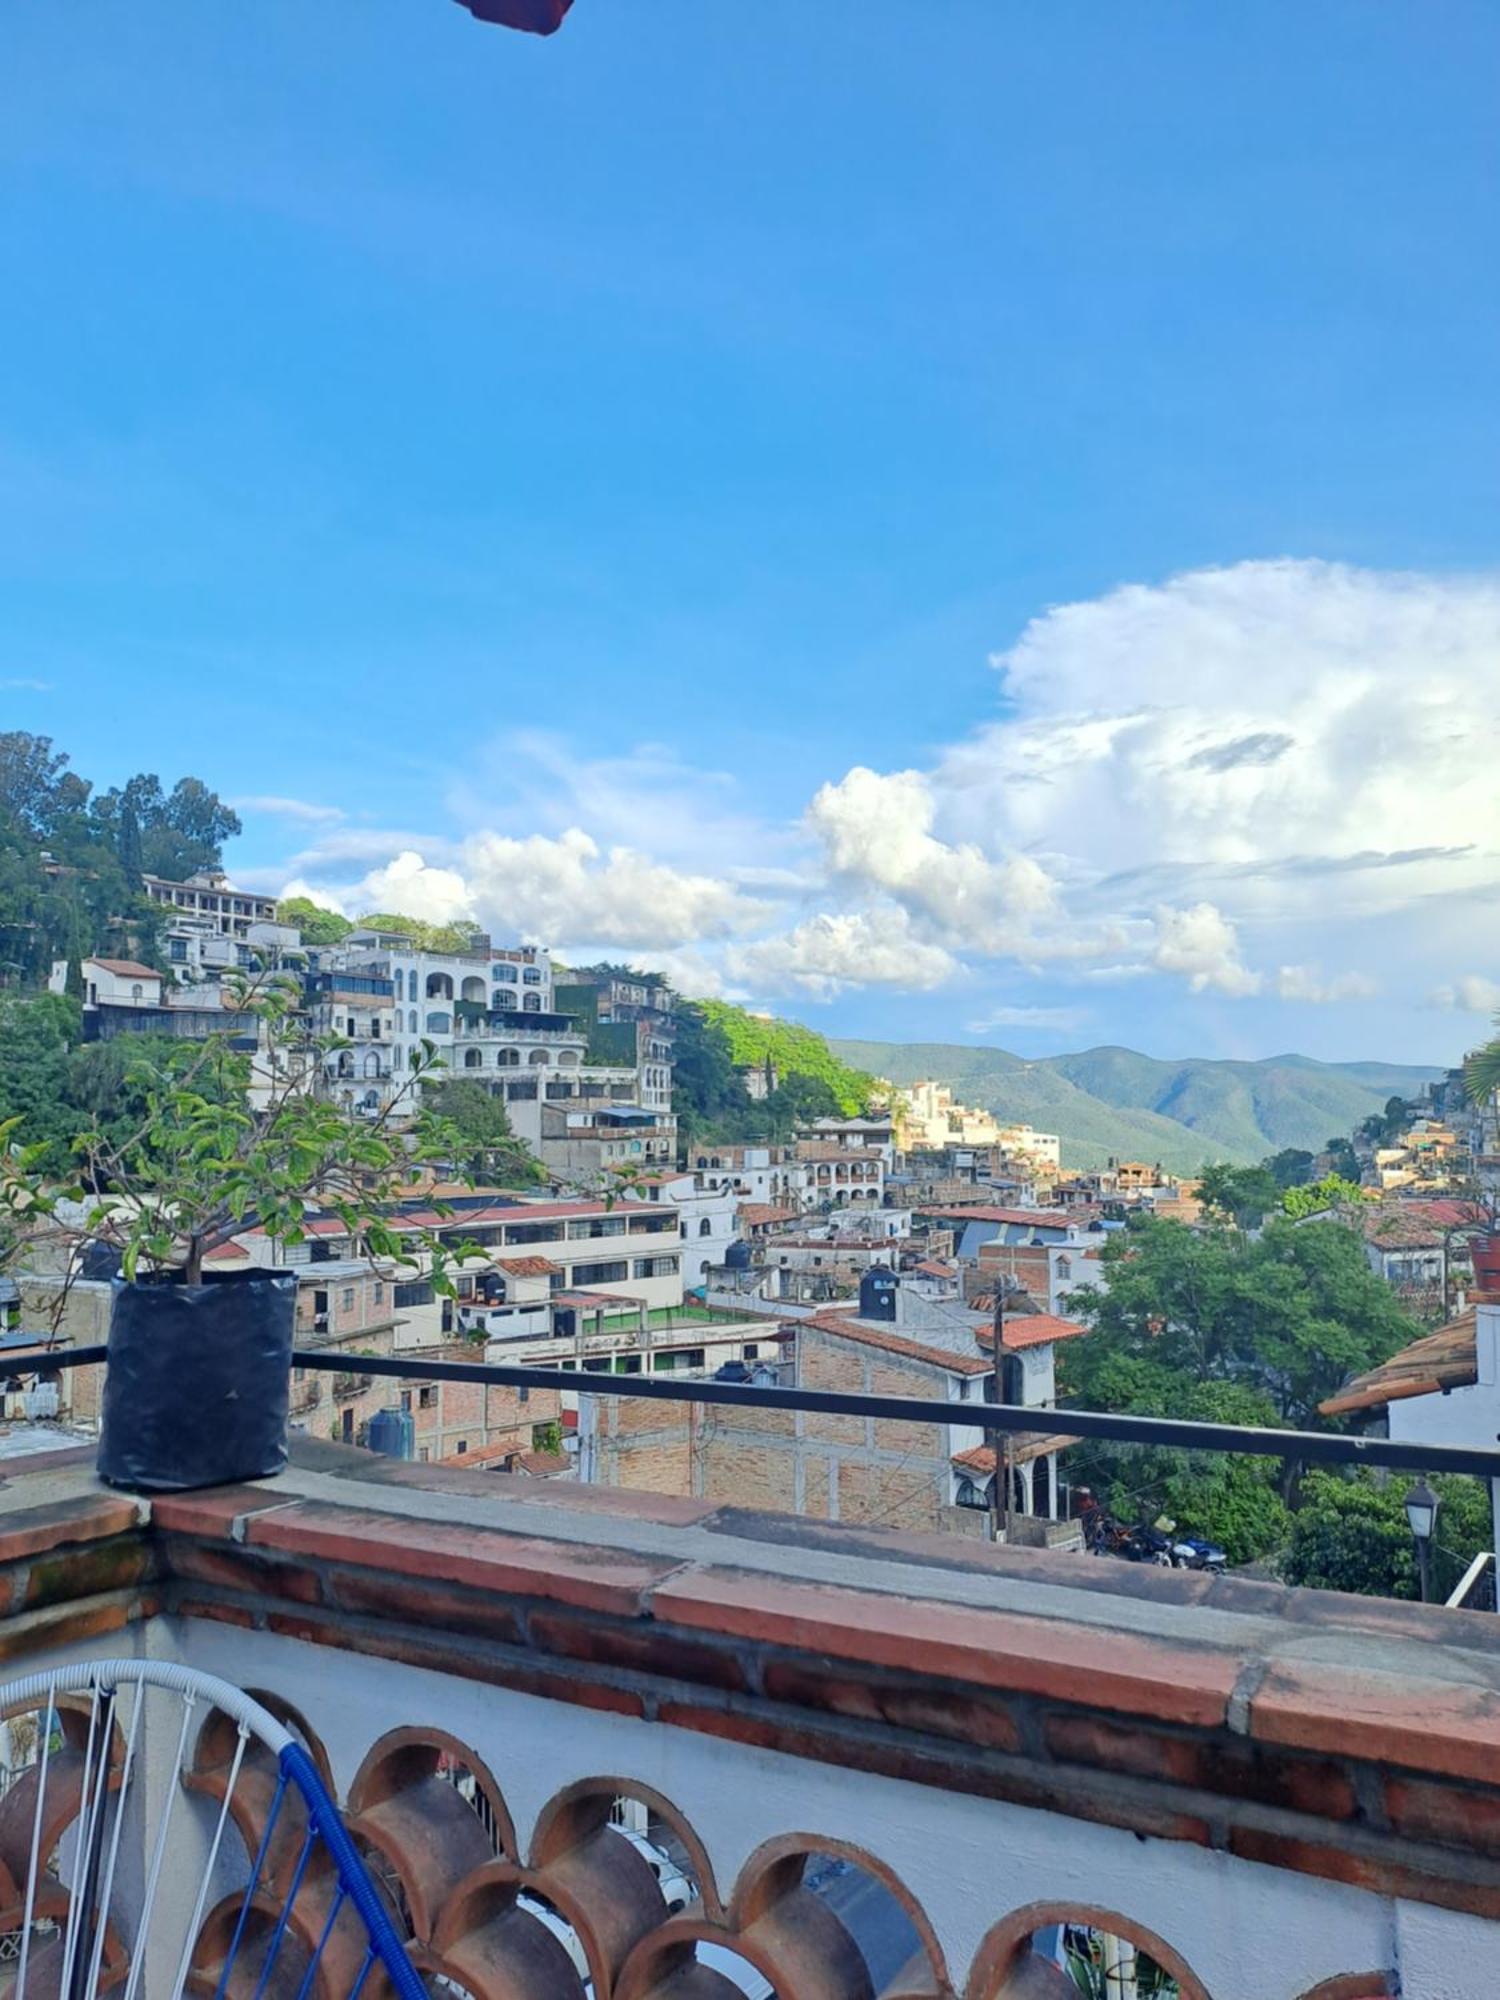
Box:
(131, 984), (143, 1001)
(406, 970), (417, 1002)
(425, 1011), (451, 1035)
(464, 1048), (483, 1069)
(523, 992), (542, 1012)
(699, 1217), (713, 1237)
(426, 972), (454, 1000)
(494, 989), (516, 1009)
(557, 1048), (579, 1066)
(497, 1048), (519, 1068)
(522, 967), (542, 985)
(494, 963), (517, 983)
(527, 1049), (550, 1066)
(363, 1051), (382, 1077)
(461, 976), (486, 1003)
(408, 1009), (417, 1035)
(1056, 1256), (1072, 1280)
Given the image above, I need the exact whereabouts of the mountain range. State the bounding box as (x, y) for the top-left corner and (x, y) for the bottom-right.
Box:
(828, 1040), (1445, 1174)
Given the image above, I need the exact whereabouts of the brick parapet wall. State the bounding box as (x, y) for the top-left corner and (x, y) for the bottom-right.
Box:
(4, 1453), (1500, 1930)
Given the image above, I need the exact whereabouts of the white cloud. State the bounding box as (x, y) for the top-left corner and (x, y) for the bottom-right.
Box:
(940, 559), (1500, 927)
(307, 832), (772, 954)
(0, 677), (51, 692)
(1431, 974), (1500, 1014)
(966, 1004), (1087, 1033)
(1275, 964), (1379, 1004)
(807, 766), (1056, 953)
(728, 908), (959, 1001)
(1150, 903), (1261, 996)
(232, 795), (344, 825)
(276, 878), (346, 914)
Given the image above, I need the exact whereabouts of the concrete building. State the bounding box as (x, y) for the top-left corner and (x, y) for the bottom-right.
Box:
(142, 869), (278, 938)
(787, 1144), (886, 1211)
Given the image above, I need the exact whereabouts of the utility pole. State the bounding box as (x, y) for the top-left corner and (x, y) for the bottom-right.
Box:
(991, 1290), (1012, 1545)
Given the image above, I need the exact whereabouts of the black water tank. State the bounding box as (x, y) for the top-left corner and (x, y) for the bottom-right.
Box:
(859, 1265), (899, 1322)
(725, 1240), (752, 1270)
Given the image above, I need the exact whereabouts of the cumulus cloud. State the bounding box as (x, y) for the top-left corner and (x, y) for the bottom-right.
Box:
(1150, 903), (1261, 996)
(807, 765), (1056, 951)
(308, 831), (771, 954)
(941, 558), (1500, 927)
(1431, 974), (1500, 1014)
(728, 908), (959, 1001)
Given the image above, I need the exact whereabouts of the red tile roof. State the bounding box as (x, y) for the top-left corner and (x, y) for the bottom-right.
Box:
(1320, 1312), (1477, 1417)
(980, 1312), (1088, 1351)
(919, 1206), (1072, 1228)
(802, 1312), (992, 1377)
(495, 1256), (562, 1277)
(952, 1437), (1079, 1472)
(86, 959), (160, 979)
(737, 1203), (798, 1228)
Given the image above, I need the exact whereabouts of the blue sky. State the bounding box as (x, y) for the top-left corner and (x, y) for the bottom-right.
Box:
(3, 1), (1498, 1063)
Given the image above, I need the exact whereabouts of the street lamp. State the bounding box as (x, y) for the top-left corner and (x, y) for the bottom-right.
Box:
(1405, 1477), (1441, 1603)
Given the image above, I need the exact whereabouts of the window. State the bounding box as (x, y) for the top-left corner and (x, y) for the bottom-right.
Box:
(418, 1447), (430, 1462)
(407, 971), (417, 1002)
(131, 984), (143, 1001)
(523, 993), (542, 1011)
(744, 1343), (759, 1359)
(169, 939), (187, 962)
(419, 1384), (435, 1409)
(341, 1288), (355, 1312)
(495, 989), (516, 1008)
(497, 1048), (519, 1067)
(570, 1259), (628, 1287)
(456, 1440), (467, 1455)
(408, 1009), (418, 1034)
(400, 1390), (412, 1413)
(494, 963), (517, 982)
(374, 1283), (384, 1303)
(523, 967), (542, 984)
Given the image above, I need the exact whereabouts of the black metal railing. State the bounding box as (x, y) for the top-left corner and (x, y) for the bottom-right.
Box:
(7, 1343), (1500, 1481)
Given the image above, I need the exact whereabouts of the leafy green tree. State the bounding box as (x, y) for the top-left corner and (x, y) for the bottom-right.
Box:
(277, 896), (355, 946)
(1323, 1134), (1360, 1181)
(421, 1080), (544, 1185)
(1067, 1376), (1290, 1564)
(358, 912), (483, 952)
(1197, 1161), (1280, 1228)
(1358, 1094), (1410, 1148)
(0, 994), (80, 1164)
(0, 733), (83, 837)
(1282, 1172), (1365, 1220)
(1282, 1469), (1489, 1599)
(1266, 1148), (1315, 1190)
(1061, 1215), (1417, 1432)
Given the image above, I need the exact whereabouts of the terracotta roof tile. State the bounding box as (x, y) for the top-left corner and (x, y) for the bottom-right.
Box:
(495, 1256), (561, 1277)
(802, 1311), (992, 1376)
(86, 959), (160, 980)
(1320, 1312), (1477, 1418)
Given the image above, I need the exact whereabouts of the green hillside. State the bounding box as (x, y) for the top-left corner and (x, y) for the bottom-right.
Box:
(831, 1039), (1442, 1173)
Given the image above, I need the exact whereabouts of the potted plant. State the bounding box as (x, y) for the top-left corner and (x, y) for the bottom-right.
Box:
(0, 976), (474, 1492)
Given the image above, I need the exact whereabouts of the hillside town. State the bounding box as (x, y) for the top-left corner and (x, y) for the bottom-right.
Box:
(7, 845), (1500, 1596)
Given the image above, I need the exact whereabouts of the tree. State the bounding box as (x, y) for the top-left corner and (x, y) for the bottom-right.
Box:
(117, 803), (144, 889)
(0, 734), (80, 838)
(277, 896), (355, 946)
(1282, 1469), (1489, 1599)
(1359, 1094), (1410, 1148)
(421, 1080), (544, 1185)
(1323, 1134), (1360, 1181)
(0, 994), (80, 1166)
(1465, 1019), (1500, 1106)
(1061, 1214), (1417, 1432)
(1266, 1148), (1315, 1190)
(1198, 1161), (1280, 1229)
(1282, 1172), (1364, 1220)
(358, 912), (483, 952)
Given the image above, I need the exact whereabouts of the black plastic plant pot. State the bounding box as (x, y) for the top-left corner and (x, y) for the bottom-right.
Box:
(97, 1270), (296, 1493)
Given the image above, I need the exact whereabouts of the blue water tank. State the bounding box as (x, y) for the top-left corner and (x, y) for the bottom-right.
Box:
(367, 1406), (415, 1460)
(724, 1240), (752, 1270)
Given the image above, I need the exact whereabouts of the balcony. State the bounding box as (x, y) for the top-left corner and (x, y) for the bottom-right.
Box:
(3, 1438), (1499, 1998)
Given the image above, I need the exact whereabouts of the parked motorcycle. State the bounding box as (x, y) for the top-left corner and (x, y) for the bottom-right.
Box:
(1170, 1535), (1227, 1573)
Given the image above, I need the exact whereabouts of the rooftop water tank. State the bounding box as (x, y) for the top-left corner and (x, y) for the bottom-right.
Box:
(367, 1406), (415, 1461)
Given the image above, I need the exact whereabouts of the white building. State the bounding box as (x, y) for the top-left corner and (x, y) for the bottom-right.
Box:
(143, 870), (278, 939)
(81, 957), (163, 1010)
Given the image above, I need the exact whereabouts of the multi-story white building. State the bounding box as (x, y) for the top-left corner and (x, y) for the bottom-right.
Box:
(320, 933), (656, 1149)
(143, 870), (279, 939)
(788, 1143), (886, 1210)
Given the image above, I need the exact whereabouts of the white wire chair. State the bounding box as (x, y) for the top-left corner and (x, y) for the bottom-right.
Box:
(0, 1658), (426, 1999)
